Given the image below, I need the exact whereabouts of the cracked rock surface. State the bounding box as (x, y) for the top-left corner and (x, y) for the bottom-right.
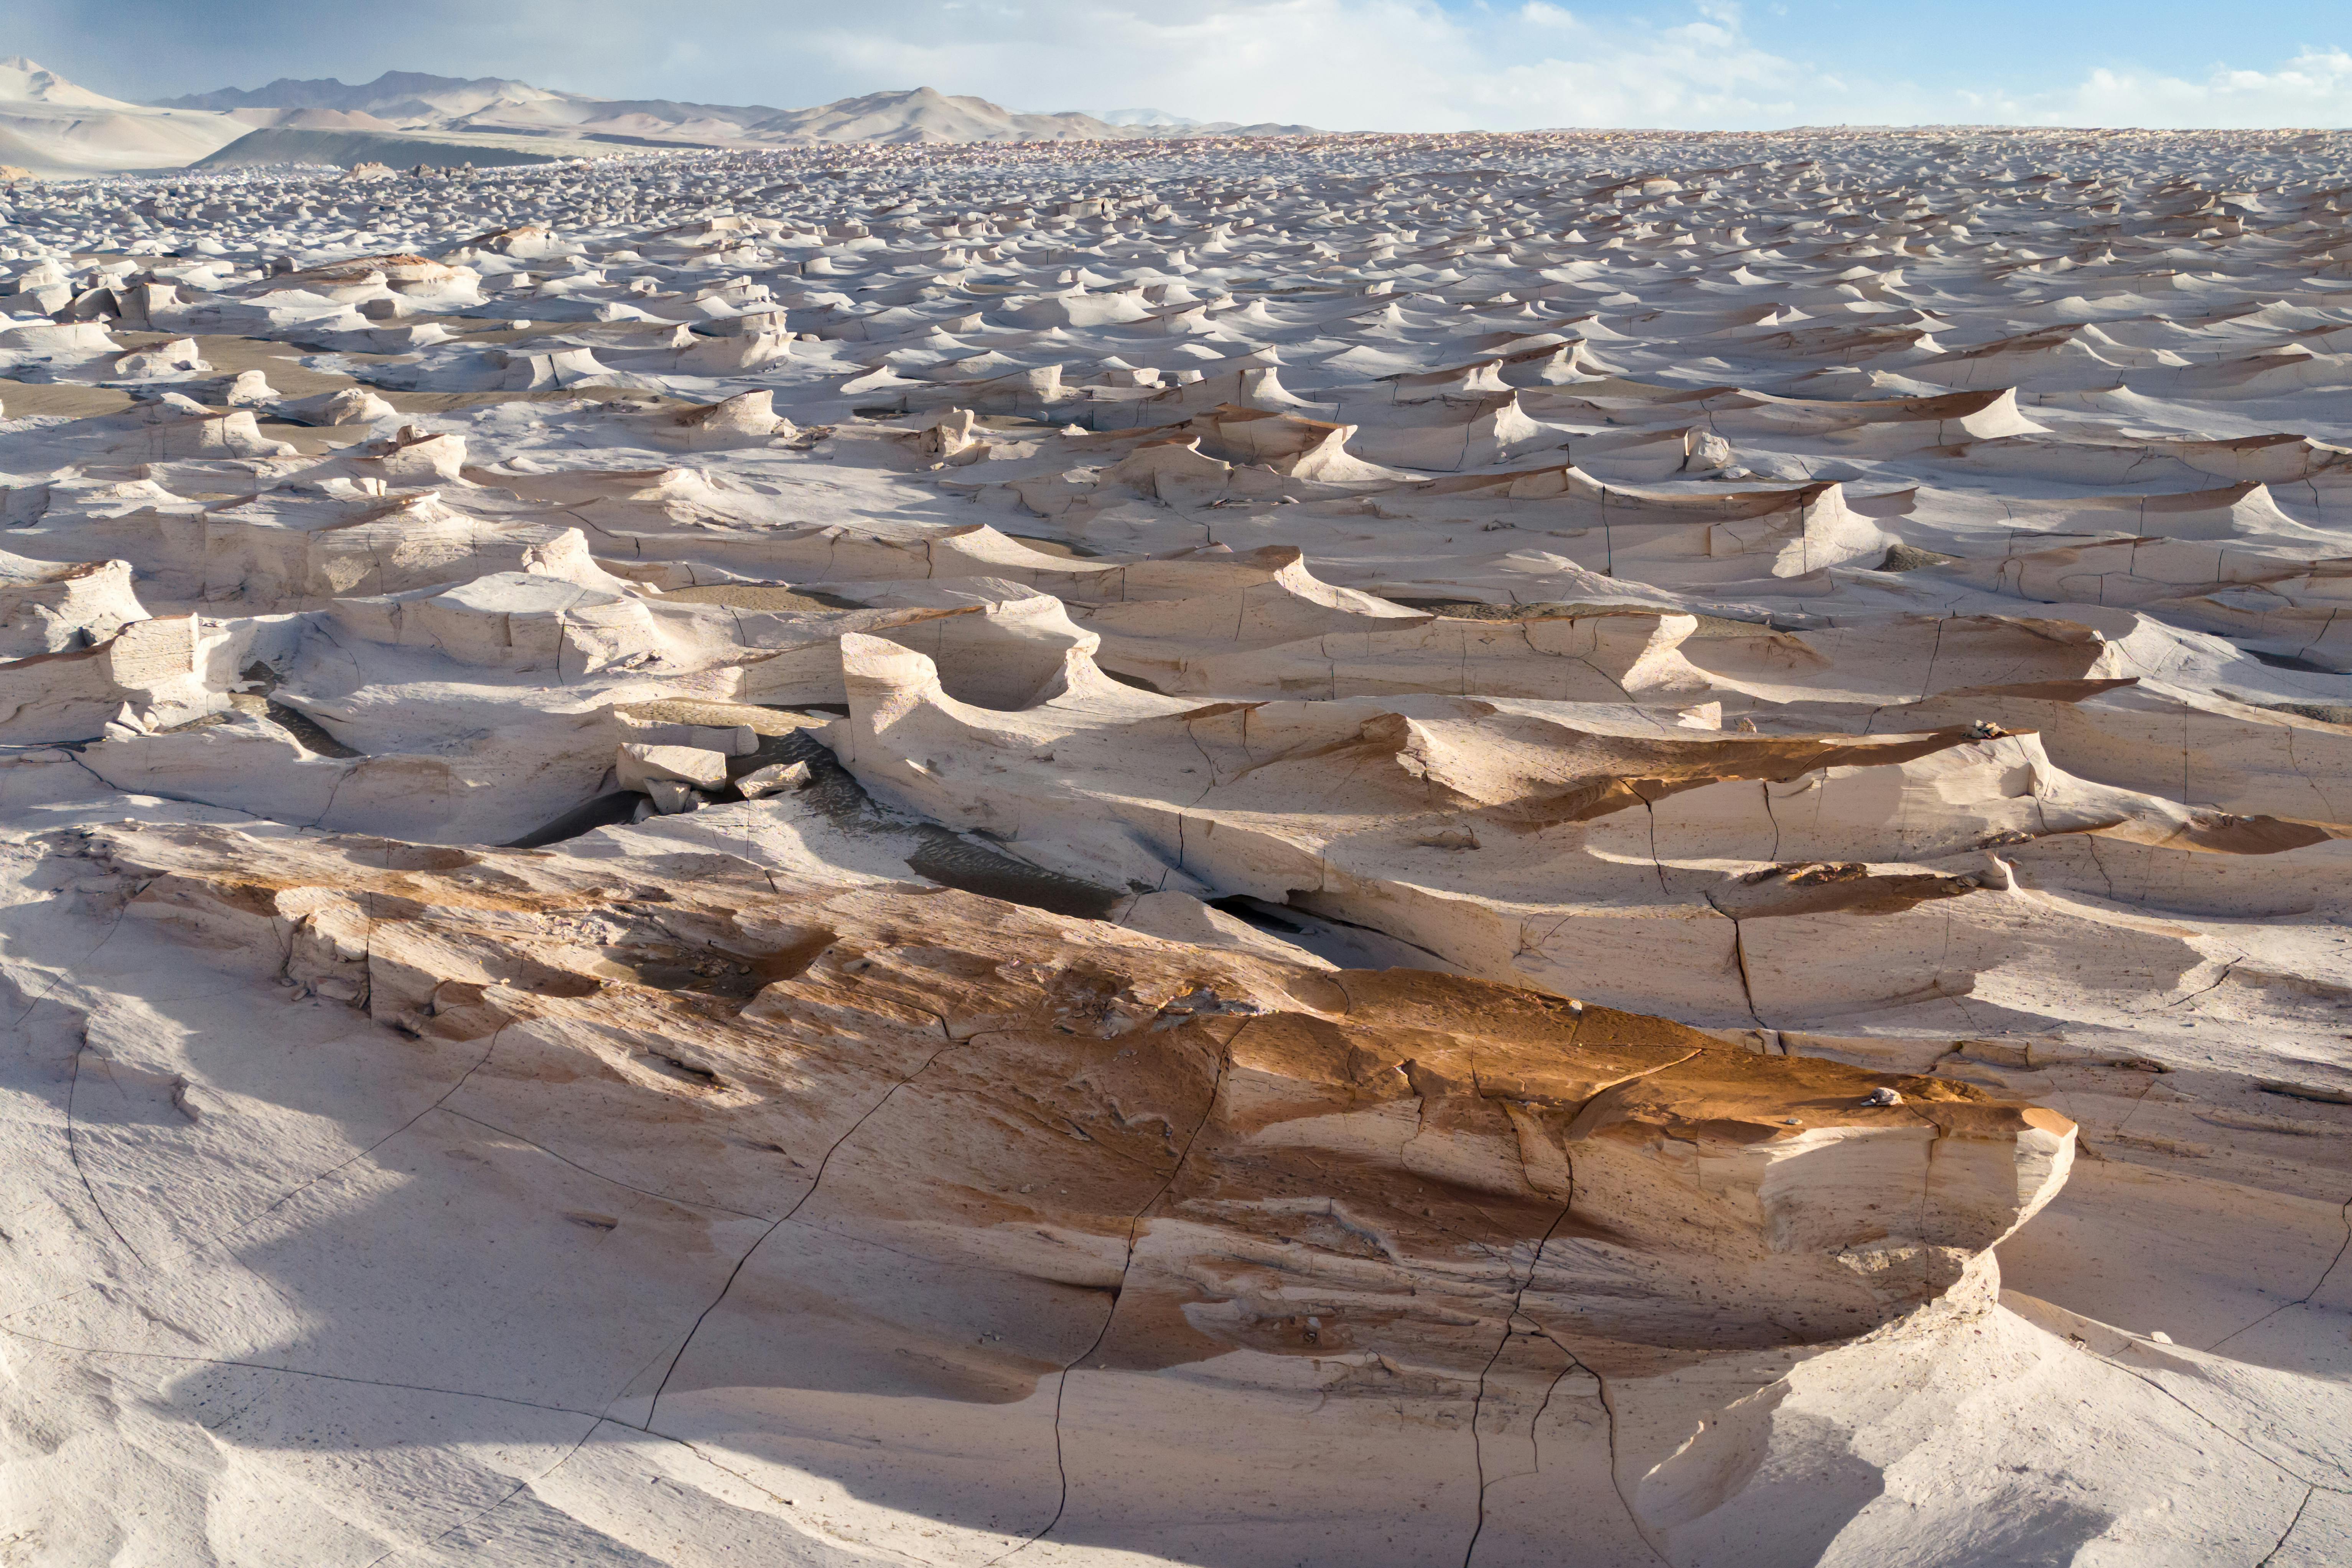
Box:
(3, 121), (2352, 1566)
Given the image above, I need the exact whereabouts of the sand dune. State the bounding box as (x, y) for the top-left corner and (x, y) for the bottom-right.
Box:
(2, 120), (2350, 1567)
(0, 55), (245, 173)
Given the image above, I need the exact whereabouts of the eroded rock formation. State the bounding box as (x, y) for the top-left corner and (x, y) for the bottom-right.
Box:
(4, 124), (2350, 1565)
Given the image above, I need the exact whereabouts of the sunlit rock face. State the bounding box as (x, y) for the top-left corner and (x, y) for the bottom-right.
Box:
(3, 122), (2350, 1567)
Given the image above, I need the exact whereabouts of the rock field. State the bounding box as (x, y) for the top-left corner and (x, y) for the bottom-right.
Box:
(4, 127), (2352, 1565)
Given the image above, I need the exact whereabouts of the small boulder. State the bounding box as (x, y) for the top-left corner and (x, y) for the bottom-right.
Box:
(617, 743), (729, 792)
(736, 760), (811, 798)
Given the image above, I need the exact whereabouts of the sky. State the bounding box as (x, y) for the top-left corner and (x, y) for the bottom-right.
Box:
(16, 0), (2352, 132)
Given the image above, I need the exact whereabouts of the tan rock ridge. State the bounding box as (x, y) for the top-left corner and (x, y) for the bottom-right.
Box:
(73, 819), (2068, 1377)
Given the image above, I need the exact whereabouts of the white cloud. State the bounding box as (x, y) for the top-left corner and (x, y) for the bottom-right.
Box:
(759, 1), (2352, 134)
(1992, 48), (2352, 128)
(713, 0), (1814, 132)
(756, 4), (2352, 133)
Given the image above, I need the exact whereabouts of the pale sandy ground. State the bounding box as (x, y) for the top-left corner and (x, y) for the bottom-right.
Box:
(3, 124), (2352, 1566)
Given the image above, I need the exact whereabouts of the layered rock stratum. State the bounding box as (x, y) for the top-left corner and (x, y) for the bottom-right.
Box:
(2, 124), (2350, 1565)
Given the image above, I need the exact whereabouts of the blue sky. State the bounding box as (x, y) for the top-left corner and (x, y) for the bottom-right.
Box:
(17, 0), (2352, 130)
(1529, 0), (2348, 103)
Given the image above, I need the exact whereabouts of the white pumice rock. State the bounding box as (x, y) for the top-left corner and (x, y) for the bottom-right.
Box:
(0, 556), (146, 656)
(735, 758), (810, 796)
(276, 385), (399, 426)
(616, 741), (731, 791)
(643, 776), (697, 812)
(0, 612), (238, 743)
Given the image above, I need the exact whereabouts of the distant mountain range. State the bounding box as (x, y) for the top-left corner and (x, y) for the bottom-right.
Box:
(1087, 108), (1200, 128)
(159, 70), (1318, 154)
(156, 69), (558, 121)
(0, 59), (1318, 176)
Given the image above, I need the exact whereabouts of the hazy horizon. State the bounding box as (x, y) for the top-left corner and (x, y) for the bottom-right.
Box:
(12, 0), (2352, 135)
